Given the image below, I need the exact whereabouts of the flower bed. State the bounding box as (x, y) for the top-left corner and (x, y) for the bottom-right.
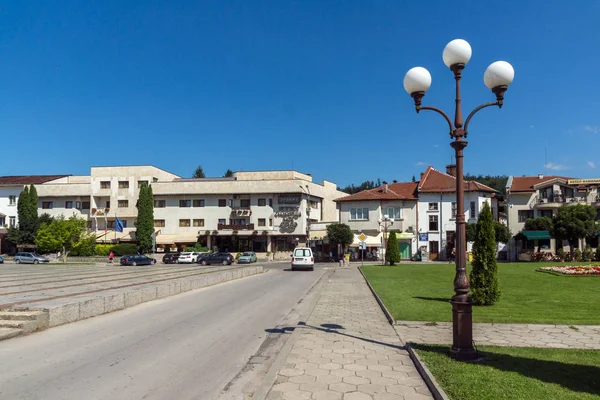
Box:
(539, 265), (600, 275)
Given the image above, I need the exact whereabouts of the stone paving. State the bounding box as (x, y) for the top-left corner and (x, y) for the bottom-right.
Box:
(266, 267), (432, 400)
(395, 321), (600, 349)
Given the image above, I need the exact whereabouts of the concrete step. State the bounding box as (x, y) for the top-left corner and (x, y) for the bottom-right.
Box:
(0, 327), (23, 341)
(0, 319), (38, 333)
(0, 310), (49, 330)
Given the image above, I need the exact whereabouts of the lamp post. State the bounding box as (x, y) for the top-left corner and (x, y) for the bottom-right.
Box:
(378, 214), (394, 265)
(403, 39), (514, 361)
(299, 185), (311, 247)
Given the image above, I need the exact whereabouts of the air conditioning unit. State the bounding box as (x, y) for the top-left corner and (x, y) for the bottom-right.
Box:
(541, 198), (548, 203)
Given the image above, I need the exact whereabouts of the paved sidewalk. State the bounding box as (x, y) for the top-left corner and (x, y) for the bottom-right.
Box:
(266, 267), (432, 400)
(395, 321), (600, 349)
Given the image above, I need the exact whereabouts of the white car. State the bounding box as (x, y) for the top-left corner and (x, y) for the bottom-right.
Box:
(291, 247), (314, 271)
(177, 252), (201, 264)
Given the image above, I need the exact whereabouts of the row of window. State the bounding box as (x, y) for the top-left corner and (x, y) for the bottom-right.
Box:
(0, 216), (16, 227)
(163, 198), (276, 208)
(100, 180), (156, 189)
(518, 209), (560, 222)
(41, 200), (127, 210)
(158, 218), (275, 228)
(349, 207), (403, 221)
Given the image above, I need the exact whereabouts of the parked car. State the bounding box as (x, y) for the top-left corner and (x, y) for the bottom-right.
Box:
(177, 252), (202, 264)
(0, 255), (3, 264)
(120, 254), (156, 266)
(197, 252), (234, 266)
(14, 252), (50, 264)
(237, 251), (257, 264)
(162, 253), (180, 264)
(291, 247), (314, 271)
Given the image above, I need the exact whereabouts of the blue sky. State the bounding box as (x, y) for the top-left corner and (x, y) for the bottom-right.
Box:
(1, 1), (599, 187)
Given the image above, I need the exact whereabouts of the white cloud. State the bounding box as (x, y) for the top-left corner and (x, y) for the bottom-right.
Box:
(545, 162), (569, 171)
(588, 161), (596, 168)
(584, 125), (599, 134)
(415, 161), (426, 166)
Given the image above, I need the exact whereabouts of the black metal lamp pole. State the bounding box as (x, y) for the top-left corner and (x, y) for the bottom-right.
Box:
(404, 39), (514, 361)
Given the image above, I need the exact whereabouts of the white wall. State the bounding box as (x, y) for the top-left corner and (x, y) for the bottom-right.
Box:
(0, 186), (23, 227)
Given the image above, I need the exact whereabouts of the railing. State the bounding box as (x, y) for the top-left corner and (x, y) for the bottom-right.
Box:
(217, 224), (255, 230)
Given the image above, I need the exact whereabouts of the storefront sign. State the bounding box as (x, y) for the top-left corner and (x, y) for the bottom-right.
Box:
(418, 233), (429, 242)
(278, 194), (301, 204)
(274, 207), (301, 219)
(567, 178), (600, 185)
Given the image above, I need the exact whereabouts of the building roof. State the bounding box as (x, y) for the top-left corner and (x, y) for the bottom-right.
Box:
(508, 175), (571, 192)
(418, 166), (497, 193)
(0, 175), (69, 185)
(335, 182), (419, 202)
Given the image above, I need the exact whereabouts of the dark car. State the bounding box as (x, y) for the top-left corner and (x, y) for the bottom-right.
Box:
(120, 254), (156, 266)
(162, 253), (180, 264)
(197, 252), (234, 266)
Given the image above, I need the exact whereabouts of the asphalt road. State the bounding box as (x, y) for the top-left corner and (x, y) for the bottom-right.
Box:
(0, 261), (330, 400)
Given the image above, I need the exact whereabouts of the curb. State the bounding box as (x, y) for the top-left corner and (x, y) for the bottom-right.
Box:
(406, 344), (451, 400)
(357, 266), (395, 325)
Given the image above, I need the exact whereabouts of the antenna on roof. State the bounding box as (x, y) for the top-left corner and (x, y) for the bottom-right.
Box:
(544, 146), (547, 175)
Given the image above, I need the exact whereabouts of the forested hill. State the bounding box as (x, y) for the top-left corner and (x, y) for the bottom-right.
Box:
(464, 174), (509, 195)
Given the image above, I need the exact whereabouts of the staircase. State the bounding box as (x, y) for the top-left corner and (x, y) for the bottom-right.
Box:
(0, 310), (49, 341)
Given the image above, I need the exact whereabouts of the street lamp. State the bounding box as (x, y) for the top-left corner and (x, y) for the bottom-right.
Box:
(378, 214), (394, 265)
(404, 39), (514, 361)
(299, 185), (311, 247)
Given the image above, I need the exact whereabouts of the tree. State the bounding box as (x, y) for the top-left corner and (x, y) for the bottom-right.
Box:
(35, 216), (92, 263)
(467, 221), (511, 248)
(466, 223), (477, 243)
(464, 174), (509, 195)
(340, 179), (382, 194)
(223, 169), (234, 177)
(326, 223), (353, 249)
(8, 185), (39, 245)
(385, 231), (400, 265)
(136, 183), (155, 252)
(38, 213), (54, 226)
(192, 165), (206, 178)
(469, 202), (500, 305)
(553, 204), (598, 253)
(524, 216), (553, 232)
(411, 175), (416, 183)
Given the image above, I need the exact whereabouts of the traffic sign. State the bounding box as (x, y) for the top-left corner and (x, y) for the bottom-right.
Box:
(358, 233), (367, 242)
(358, 241), (367, 250)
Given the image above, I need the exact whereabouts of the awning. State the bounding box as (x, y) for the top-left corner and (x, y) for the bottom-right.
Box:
(397, 232), (415, 240)
(522, 231), (551, 240)
(156, 233), (199, 245)
(309, 230), (327, 240)
(351, 233), (383, 247)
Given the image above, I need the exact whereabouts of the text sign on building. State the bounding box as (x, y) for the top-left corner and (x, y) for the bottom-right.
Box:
(418, 233), (429, 242)
(567, 178), (600, 185)
(278, 194), (301, 204)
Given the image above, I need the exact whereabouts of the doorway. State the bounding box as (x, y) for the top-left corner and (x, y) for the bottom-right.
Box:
(399, 241), (411, 260)
(429, 241), (439, 260)
(446, 231), (455, 260)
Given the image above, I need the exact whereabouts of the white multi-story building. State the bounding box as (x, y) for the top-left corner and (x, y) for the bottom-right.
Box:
(1, 166), (347, 255)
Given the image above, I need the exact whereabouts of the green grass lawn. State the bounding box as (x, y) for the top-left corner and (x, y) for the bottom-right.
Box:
(361, 262), (600, 324)
(414, 344), (600, 400)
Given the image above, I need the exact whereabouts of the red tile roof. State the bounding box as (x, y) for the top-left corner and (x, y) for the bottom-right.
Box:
(418, 166), (497, 193)
(509, 175), (571, 192)
(335, 182), (418, 202)
(0, 175), (69, 185)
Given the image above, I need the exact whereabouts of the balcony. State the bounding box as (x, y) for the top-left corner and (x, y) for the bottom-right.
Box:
(218, 224), (255, 231)
(231, 208), (252, 216)
(534, 194), (588, 209)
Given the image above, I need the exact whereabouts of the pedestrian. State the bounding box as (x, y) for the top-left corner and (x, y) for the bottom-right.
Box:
(109, 251), (114, 264)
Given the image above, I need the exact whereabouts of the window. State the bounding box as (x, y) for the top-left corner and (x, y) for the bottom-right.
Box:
(470, 201), (477, 218)
(294, 248), (312, 257)
(75, 201), (81, 209)
(107, 220), (115, 229)
(309, 200), (319, 209)
(154, 200), (166, 208)
(179, 200), (191, 207)
(268, 199), (273, 207)
(218, 218), (226, 225)
(350, 208), (369, 220)
(118, 181), (129, 189)
(106, 201), (111, 208)
(42, 201), (53, 209)
(100, 181), (111, 189)
(518, 210), (534, 223)
(118, 200), (129, 208)
(154, 219), (165, 227)
(193, 219), (205, 227)
(153, 177), (158, 182)
(65, 201), (73, 209)
(258, 198), (266, 206)
(428, 202), (438, 211)
(258, 218), (266, 227)
(429, 215), (439, 231)
(179, 219), (191, 227)
(539, 210), (553, 219)
(218, 199), (227, 207)
(138, 181), (148, 188)
(382, 207), (401, 219)
(9, 216), (16, 227)
(8, 195), (16, 205)
(240, 199), (250, 208)
(193, 199), (205, 207)
(451, 202), (457, 218)
(82, 201), (90, 209)
(269, 218), (273, 226)
(0, 216), (4, 226)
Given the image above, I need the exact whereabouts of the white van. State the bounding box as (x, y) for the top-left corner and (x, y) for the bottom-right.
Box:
(291, 247), (314, 271)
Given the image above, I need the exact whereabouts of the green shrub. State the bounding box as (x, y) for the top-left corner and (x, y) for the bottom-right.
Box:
(94, 244), (113, 256)
(183, 244), (209, 252)
(556, 248), (565, 261)
(110, 243), (138, 256)
(470, 202), (500, 306)
(573, 248), (582, 262)
(71, 234), (96, 256)
(583, 244), (594, 261)
(385, 231), (401, 265)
